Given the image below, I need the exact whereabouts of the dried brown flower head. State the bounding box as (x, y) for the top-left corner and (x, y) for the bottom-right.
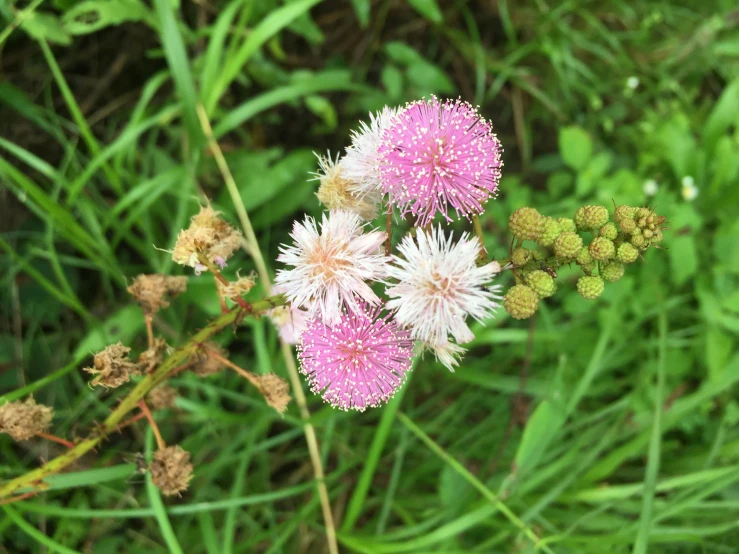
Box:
(257, 374), (291, 414)
(190, 343), (226, 377)
(137, 337), (169, 374)
(172, 206), (242, 272)
(127, 274), (187, 315)
(84, 342), (140, 388)
(0, 397), (53, 441)
(147, 385), (178, 410)
(315, 154), (378, 221)
(149, 445), (193, 496)
(216, 272), (256, 300)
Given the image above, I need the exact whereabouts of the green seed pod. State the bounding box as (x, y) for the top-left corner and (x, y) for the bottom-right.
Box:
(557, 218), (577, 233)
(631, 233), (647, 249)
(577, 276), (605, 300)
(617, 243), (639, 264)
(536, 217), (563, 247)
(580, 260), (596, 275)
(601, 261), (625, 282)
(576, 205), (609, 230)
(589, 237), (616, 261)
(599, 222), (618, 240)
(637, 207), (652, 219)
(525, 270), (557, 299)
(553, 232), (583, 259)
(643, 228), (654, 239)
(511, 247), (532, 267)
(509, 207), (543, 241)
(504, 285), (540, 320)
(576, 246), (592, 265)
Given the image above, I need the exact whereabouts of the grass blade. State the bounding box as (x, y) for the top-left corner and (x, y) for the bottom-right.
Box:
(145, 429), (184, 554)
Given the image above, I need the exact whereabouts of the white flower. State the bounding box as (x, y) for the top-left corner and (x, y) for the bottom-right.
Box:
(626, 76), (640, 90)
(342, 106), (402, 200)
(643, 179), (659, 196)
(681, 176), (698, 201)
(269, 285), (309, 344)
(313, 152), (379, 220)
(428, 341), (467, 372)
(385, 227), (502, 347)
(275, 210), (388, 324)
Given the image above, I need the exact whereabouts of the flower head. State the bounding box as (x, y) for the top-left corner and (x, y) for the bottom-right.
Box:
(378, 97), (502, 226)
(269, 285), (309, 344)
(275, 210), (388, 324)
(172, 206), (242, 274)
(127, 274), (187, 316)
(385, 226), (502, 346)
(298, 303), (413, 411)
(342, 106), (402, 200)
(84, 342), (140, 388)
(149, 445), (193, 496)
(314, 152), (379, 220)
(0, 397), (53, 441)
(643, 179), (659, 197)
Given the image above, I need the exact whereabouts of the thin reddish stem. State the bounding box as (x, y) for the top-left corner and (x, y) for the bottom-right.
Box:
(35, 432), (75, 449)
(144, 315), (154, 349)
(203, 347), (260, 389)
(197, 253), (251, 311)
(0, 491), (37, 506)
(137, 400), (165, 450)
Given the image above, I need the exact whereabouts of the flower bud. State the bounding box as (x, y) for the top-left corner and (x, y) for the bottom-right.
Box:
(617, 243), (639, 263)
(191, 343), (226, 376)
(576, 246), (592, 266)
(148, 385), (178, 410)
(511, 247), (532, 267)
(580, 260), (596, 275)
(536, 217), (562, 247)
(601, 261), (625, 282)
(504, 285), (539, 319)
(127, 275), (187, 316)
(636, 207), (652, 219)
(577, 276), (605, 300)
(553, 232), (583, 259)
(509, 207), (543, 241)
(589, 237), (615, 261)
(618, 217), (637, 234)
(557, 218), (577, 233)
(575, 205), (609, 230)
(631, 233), (647, 249)
(599, 222), (618, 240)
(84, 343), (140, 388)
(614, 204), (636, 222)
(525, 270), (557, 299)
(257, 374), (291, 414)
(150, 445), (193, 496)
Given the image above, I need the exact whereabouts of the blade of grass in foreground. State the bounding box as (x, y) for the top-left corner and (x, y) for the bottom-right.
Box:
(632, 309), (667, 553)
(2, 504), (83, 554)
(397, 412), (554, 553)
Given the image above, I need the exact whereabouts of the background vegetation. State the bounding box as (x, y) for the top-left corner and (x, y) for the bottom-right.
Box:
(2, 0), (739, 552)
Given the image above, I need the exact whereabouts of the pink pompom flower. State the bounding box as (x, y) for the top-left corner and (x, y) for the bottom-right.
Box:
(378, 97), (503, 226)
(297, 303), (414, 411)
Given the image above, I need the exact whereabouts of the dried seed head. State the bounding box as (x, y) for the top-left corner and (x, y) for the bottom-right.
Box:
(84, 343), (140, 388)
(0, 397), (54, 441)
(137, 338), (169, 373)
(127, 274), (187, 315)
(314, 153), (379, 221)
(191, 343), (226, 377)
(257, 374), (291, 414)
(147, 385), (178, 410)
(216, 272), (256, 300)
(172, 206), (242, 273)
(149, 445), (193, 496)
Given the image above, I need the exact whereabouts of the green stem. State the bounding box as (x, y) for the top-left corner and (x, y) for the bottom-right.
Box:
(471, 214), (488, 262)
(0, 295), (286, 499)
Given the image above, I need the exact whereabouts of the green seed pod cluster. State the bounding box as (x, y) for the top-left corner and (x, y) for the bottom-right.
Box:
(511, 247), (532, 267)
(509, 207), (543, 241)
(504, 284), (540, 319)
(577, 276), (605, 300)
(613, 203), (666, 251)
(575, 205), (609, 230)
(554, 232), (583, 259)
(525, 270), (557, 299)
(536, 217), (562, 247)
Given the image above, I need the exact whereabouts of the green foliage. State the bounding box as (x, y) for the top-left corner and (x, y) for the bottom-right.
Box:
(1, 0), (738, 552)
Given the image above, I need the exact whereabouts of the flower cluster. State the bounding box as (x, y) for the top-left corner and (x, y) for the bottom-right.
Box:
(276, 98), (505, 410)
(503, 203), (667, 319)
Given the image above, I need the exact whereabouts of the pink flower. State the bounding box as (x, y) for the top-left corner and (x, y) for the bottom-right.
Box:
(269, 285), (309, 345)
(298, 303), (414, 411)
(378, 97), (503, 226)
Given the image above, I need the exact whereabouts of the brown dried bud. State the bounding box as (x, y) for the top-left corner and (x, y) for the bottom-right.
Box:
(257, 374), (291, 414)
(0, 397), (54, 441)
(137, 338), (169, 373)
(127, 274), (187, 316)
(172, 206), (242, 271)
(147, 385), (178, 410)
(191, 343), (226, 377)
(216, 272), (256, 300)
(149, 445), (193, 496)
(84, 343), (140, 388)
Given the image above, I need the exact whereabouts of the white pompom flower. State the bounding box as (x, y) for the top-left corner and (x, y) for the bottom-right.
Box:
(342, 106), (402, 201)
(385, 226), (502, 350)
(275, 210), (389, 325)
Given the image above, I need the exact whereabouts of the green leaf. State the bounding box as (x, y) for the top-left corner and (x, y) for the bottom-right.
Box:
(514, 399), (566, 475)
(350, 0), (370, 27)
(20, 11), (71, 45)
(406, 0), (443, 24)
(62, 0), (154, 34)
(703, 79), (739, 152)
(381, 64), (403, 99)
(558, 126), (592, 171)
(669, 235), (698, 287)
(73, 305), (145, 358)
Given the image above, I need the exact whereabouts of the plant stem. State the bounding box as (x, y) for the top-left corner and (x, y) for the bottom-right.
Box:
(137, 400), (165, 450)
(0, 296), (285, 499)
(204, 347), (260, 389)
(196, 253), (250, 311)
(198, 104), (339, 554)
(145, 315), (154, 349)
(35, 433), (75, 449)
(472, 214), (488, 262)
